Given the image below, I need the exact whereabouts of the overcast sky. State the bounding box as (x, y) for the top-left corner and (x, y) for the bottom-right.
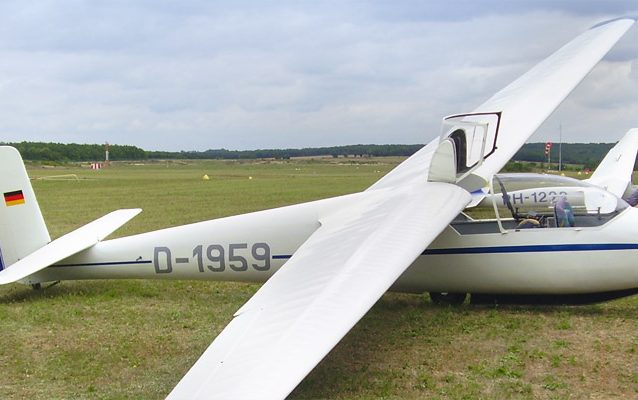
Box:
(0, 1), (636, 151)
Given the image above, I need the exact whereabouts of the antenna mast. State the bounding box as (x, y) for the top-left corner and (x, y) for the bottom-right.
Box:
(558, 124), (562, 172)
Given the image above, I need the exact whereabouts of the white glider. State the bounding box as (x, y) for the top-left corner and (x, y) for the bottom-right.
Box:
(0, 18), (636, 399)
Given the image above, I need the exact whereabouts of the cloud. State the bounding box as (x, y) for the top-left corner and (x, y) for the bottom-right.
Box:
(0, 1), (636, 150)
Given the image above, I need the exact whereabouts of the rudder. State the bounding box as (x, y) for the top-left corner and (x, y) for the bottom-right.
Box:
(0, 146), (50, 270)
(587, 128), (638, 197)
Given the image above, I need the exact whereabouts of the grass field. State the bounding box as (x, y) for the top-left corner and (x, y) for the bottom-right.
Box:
(1, 158), (637, 399)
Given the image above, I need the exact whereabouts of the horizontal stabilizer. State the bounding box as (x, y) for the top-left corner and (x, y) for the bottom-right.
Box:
(0, 209), (141, 285)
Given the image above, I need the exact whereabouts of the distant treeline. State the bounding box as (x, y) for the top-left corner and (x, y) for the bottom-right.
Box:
(4, 142), (145, 161)
(2, 141), (632, 170)
(512, 142), (616, 170)
(146, 144), (424, 160)
(3, 141), (423, 161)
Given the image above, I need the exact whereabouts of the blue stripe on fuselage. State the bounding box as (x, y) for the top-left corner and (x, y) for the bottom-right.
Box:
(46, 244), (638, 268)
(273, 243), (638, 261)
(52, 260), (153, 268)
(422, 243), (638, 255)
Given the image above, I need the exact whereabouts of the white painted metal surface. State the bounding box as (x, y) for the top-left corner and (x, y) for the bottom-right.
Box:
(394, 207), (638, 294)
(0, 17), (635, 400)
(471, 18), (635, 182)
(0, 146), (50, 268)
(587, 128), (638, 197)
(0, 209), (141, 284)
(167, 183), (470, 400)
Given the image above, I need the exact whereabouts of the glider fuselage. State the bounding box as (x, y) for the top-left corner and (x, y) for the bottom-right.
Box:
(28, 188), (638, 299)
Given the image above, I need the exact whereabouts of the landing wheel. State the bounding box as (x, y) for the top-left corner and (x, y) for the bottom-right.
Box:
(429, 292), (466, 306)
(31, 283), (42, 290)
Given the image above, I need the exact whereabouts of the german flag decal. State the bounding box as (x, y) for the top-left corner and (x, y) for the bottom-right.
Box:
(4, 190), (25, 206)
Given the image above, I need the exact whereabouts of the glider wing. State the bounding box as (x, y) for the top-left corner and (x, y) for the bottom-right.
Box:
(167, 182), (470, 400)
(167, 17), (636, 400)
(470, 18), (635, 182)
(369, 18), (635, 193)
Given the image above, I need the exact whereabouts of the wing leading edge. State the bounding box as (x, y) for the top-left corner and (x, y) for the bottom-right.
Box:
(167, 182), (471, 399)
(369, 18), (635, 192)
(471, 17), (635, 182)
(166, 17), (635, 400)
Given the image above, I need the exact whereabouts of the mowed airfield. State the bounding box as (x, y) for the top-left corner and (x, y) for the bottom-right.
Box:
(1, 157), (637, 399)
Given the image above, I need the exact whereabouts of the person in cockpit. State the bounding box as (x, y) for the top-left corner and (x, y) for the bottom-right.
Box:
(624, 188), (638, 207)
(515, 212), (544, 229)
(554, 196), (575, 227)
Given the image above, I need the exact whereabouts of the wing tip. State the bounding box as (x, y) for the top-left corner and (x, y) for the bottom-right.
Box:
(589, 16), (636, 30)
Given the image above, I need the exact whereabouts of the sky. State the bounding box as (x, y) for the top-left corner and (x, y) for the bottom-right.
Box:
(0, 1), (637, 151)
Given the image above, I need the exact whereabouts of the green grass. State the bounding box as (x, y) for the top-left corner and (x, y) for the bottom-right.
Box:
(1, 158), (637, 399)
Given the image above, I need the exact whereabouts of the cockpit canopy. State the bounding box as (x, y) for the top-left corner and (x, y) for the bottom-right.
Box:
(457, 173), (629, 233)
(492, 173), (627, 217)
(428, 112), (500, 191)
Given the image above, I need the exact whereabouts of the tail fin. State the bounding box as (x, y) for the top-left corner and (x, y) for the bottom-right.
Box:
(0, 146), (51, 270)
(587, 128), (638, 197)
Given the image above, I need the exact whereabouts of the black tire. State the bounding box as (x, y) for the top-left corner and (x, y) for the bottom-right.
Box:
(31, 283), (42, 290)
(429, 292), (466, 306)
